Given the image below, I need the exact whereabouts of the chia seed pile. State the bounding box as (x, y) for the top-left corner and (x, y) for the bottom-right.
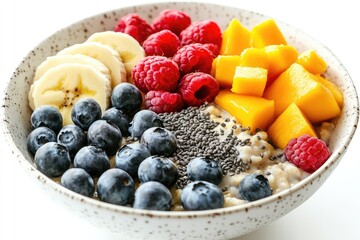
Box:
(159, 104), (251, 189)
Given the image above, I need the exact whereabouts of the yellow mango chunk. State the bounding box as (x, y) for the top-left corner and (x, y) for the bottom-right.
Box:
(231, 66), (267, 97)
(315, 74), (344, 108)
(239, 48), (269, 69)
(263, 63), (341, 123)
(264, 44), (298, 84)
(267, 103), (317, 149)
(296, 49), (328, 74)
(220, 19), (251, 55)
(215, 90), (275, 131)
(213, 55), (242, 88)
(250, 19), (287, 48)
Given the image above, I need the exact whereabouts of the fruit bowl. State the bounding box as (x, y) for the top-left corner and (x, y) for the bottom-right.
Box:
(0, 1), (358, 239)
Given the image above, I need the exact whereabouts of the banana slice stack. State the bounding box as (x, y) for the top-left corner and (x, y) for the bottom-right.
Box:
(29, 31), (145, 125)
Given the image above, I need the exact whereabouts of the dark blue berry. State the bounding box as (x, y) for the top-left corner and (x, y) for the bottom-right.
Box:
(60, 168), (95, 197)
(140, 127), (177, 157)
(102, 107), (130, 136)
(133, 181), (172, 211)
(34, 142), (71, 177)
(181, 181), (224, 211)
(57, 125), (87, 159)
(115, 143), (151, 177)
(71, 98), (102, 130)
(87, 120), (122, 155)
(138, 156), (178, 188)
(97, 168), (135, 206)
(111, 82), (142, 117)
(187, 157), (223, 185)
(31, 105), (62, 133)
(73, 145), (110, 178)
(27, 126), (56, 154)
(239, 174), (272, 202)
(128, 110), (163, 139)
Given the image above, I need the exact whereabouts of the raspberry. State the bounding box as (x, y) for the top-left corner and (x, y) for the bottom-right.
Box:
(178, 72), (219, 107)
(132, 56), (180, 93)
(152, 9), (191, 36)
(284, 134), (331, 173)
(114, 13), (153, 43)
(142, 30), (180, 57)
(203, 43), (219, 57)
(180, 20), (222, 48)
(172, 43), (214, 75)
(145, 91), (184, 113)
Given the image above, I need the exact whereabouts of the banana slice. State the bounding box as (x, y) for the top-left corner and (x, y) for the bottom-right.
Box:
(34, 54), (111, 81)
(29, 54), (111, 109)
(57, 42), (126, 88)
(86, 31), (145, 77)
(31, 63), (111, 126)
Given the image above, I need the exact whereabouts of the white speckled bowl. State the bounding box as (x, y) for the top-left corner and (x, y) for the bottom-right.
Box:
(1, 2), (358, 239)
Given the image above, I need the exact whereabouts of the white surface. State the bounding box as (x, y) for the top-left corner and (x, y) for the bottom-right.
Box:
(0, 0), (359, 239)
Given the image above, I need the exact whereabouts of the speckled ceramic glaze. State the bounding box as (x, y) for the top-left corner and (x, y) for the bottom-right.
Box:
(1, 2), (359, 239)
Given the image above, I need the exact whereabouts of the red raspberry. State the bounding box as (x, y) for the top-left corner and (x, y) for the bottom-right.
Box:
(152, 9), (191, 36)
(145, 91), (184, 113)
(132, 56), (180, 93)
(203, 43), (219, 57)
(172, 43), (214, 75)
(114, 13), (153, 43)
(178, 72), (219, 107)
(284, 134), (331, 173)
(142, 30), (180, 57)
(180, 20), (222, 48)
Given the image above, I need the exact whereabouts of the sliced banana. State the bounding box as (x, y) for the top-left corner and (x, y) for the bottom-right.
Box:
(57, 42), (126, 88)
(31, 63), (111, 126)
(86, 31), (145, 77)
(28, 54), (111, 109)
(34, 54), (111, 81)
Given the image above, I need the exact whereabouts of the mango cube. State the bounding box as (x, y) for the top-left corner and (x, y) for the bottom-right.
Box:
(239, 47), (269, 69)
(315, 74), (344, 108)
(264, 44), (298, 84)
(263, 63), (341, 123)
(231, 66), (267, 97)
(267, 103), (317, 149)
(213, 55), (242, 88)
(250, 19), (287, 48)
(215, 90), (275, 131)
(296, 49), (328, 74)
(220, 19), (251, 55)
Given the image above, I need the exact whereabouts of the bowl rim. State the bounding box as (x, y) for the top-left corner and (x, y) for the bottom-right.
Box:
(1, 0), (359, 219)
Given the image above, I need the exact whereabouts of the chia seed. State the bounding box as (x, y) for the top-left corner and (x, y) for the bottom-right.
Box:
(159, 104), (249, 189)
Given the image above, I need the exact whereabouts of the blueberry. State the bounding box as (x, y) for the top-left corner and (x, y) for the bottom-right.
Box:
(97, 168), (135, 206)
(73, 146), (110, 178)
(102, 107), (130, 136)
(140, 127), (177, 157)
(71, 98), (102, 130)
(128, 110), (163, 139)
(181, 181), (224, 211)
(87, 120), (122, 155)
(31, 105), (62, 132)
(111, 82), (142, 117)
(133, 181), (172, 211)
(61, 168), (95, 197)
(187, 157), (223, 185)
(34, 142), (71, 177)
(57, 125), (87, 159)
(239, 174), (272, 202)
(115, 143), (151, 177)
(27, 126), (56, 154)
(138, 156), (178, 188)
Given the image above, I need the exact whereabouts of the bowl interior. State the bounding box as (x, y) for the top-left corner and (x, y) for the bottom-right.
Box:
(1, 1), (359, 217)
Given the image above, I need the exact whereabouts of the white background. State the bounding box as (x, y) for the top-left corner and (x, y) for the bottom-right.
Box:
(0, 0), (359, 239)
